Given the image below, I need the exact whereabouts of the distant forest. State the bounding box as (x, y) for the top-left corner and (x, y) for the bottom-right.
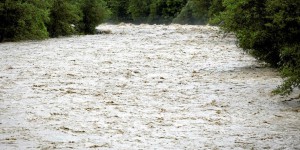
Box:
(0, 0), (299, 95)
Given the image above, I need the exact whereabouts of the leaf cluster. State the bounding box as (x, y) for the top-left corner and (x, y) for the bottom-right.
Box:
(0, 0), (110, 41)
(105, 0), (188, 24)
(220, 0), (300, 95)
(0, 0), (49, 41)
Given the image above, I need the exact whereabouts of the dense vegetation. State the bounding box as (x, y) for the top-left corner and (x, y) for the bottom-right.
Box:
(219, 0), (300, 95)
(0, 0), (299, 95)
(0, 0), (109, 40)
(0, 0), (50, 41)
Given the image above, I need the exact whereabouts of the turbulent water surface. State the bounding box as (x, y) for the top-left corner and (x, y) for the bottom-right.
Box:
(1, 24), (300, 149)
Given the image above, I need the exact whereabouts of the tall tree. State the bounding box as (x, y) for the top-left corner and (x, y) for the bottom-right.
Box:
(173, 0), (212, 24)
(47, 0), (81, 37)
(127, 0), (151, 23)
(186, 0), (211, 23)
(266, 0), (300, 94)
(149, 0), (187, 24)
(0, 0), (49, 42)
(222, 0), (279, 65)
(221, 0), (300, 94)
(208, 0), (225, 25)
(105, 0), (130, 22)
(79, 0), (110, 34)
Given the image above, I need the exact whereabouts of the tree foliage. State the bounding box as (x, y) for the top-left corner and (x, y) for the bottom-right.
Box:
(105, 0), (130, 22)
(106, 0), (187, 24)
(266, 0), (300, 94)
(79, 0), (110, 34)
(220, 0), (300, 94)
(0, 0), (49, 41)
(47, 0), (81, 37)
(208, 0), (225, 25)
(173, 0), (211, 24)
(149, 0), (187, 24)
(0, 0), (110, 41)
(127, 0), (151, 23)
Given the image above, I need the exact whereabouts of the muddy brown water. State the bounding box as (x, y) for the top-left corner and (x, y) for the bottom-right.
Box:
(0, 24), (299, 149)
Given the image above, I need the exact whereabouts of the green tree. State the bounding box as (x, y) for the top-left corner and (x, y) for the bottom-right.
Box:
(221, 0), (280, 65)
(79, 0), (110, 34)
(208, 0), (225, 25)
(47, 0), (81, 37)
(149, 0), (187, 24)
(105, 0), (130, 22)
(266, 0), (300, 94)
(173, 0), (211, 25)
(221, 0), (300, 94)
(127, 0), (151, 23)
(0, 0), (49, 42)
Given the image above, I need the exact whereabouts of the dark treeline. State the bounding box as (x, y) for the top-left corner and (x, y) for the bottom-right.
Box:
(0, 0), (299, 95)
(105, 0), (222, 25)
(220, 0), (300, 95)
(0, 0), (221, 42)
(0, 0), (109, 41)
